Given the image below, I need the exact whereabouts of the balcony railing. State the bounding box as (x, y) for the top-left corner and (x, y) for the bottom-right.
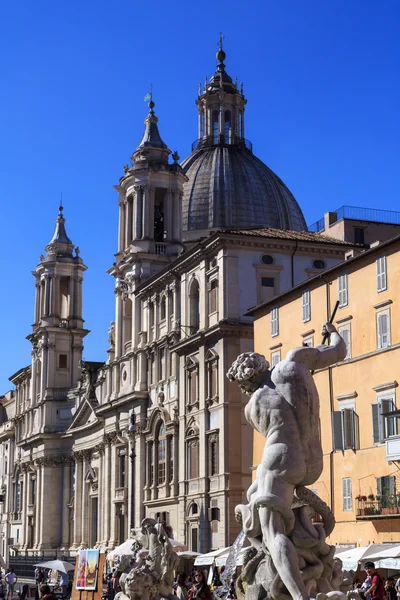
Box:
(308, 205), (400, 232)
(356, 495), (400, 518)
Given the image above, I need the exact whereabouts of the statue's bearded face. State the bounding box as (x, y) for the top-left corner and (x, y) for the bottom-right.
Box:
(239, 379), (260, 396)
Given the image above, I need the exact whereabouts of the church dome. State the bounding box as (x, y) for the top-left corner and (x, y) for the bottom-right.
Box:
(181, 144), (307, 233)
(180, 43), (307, 236)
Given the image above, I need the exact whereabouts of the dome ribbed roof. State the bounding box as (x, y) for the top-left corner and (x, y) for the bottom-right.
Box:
(181, 145), (307, 234)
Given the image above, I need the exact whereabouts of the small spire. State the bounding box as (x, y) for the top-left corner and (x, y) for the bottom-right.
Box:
(136, 99), (168, 151)
(45, 204), (74, 257)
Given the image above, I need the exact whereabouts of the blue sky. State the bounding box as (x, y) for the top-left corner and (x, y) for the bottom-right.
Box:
(0, 0), (398, 391)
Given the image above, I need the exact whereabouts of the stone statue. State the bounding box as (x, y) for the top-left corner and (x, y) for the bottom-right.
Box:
(108, 321), (115, 347)
(115, 518), (179, 600)
(227, 322), (349, 600)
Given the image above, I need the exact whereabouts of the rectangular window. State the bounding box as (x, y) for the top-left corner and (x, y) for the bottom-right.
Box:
(338, 274), (348, 308)
(333, 409), (359, 450)
(354, 227), (365, 245)
(338, 326), (351, 359)
(189, 370), (198, 405)
(302, 290), (311, 322)
(377, 310), (390, 349)
(119, 454), (125, 488)
(159, 348), (166, 381)
(262, 277), (275, 287)
(372, 397), (397, 443)
(58, 354), (68, 369)
(188, 442), (199, 479)
(271, 350), (281, 367)
(377, 475), (396, 507)
(376, 256), (387, 292)
(342, 477), (352, 511)
(302, 337), (314, 348)
(209, 437), (219, 476)
(271, 308), (279, 337)
(208, 280), (218, 314)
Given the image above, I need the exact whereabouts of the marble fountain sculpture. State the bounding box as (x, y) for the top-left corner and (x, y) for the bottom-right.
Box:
(226, 322), (355, 600)
(115, 518), (179, 600)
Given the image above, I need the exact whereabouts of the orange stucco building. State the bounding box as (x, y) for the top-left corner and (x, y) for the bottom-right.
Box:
(248, 234), (400, 547)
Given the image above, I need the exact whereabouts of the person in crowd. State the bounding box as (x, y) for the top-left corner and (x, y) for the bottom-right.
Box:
(19, 584), (29, 600)
(385, 578), (397, 600)
(40, 585), (55, 600)
(0, 577), (5, 600)
(111, 570), (121, 595)
(360, 574), (372, 600)
(395, 576), (400, 600)
(187, 570), (213, 600)
(59, 572), (69, 598)
(176, 573), (189, 600)
(5, 569), (17, 600)
(363, 562), (385, 600)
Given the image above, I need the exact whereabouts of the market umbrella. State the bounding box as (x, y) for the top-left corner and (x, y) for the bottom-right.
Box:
(107, 538), (186, 561)
(176, 551), (201, 559)
(34, 560), (75, 574)
(368, 544), (400, 560)
(334, 544), (387, 571)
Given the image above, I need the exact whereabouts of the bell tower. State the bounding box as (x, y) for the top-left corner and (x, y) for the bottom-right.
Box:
(28, 206), (89, 401)
(109, 100), (187, 365)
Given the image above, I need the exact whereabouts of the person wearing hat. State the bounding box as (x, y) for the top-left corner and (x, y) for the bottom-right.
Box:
(364, 562), (385, 600)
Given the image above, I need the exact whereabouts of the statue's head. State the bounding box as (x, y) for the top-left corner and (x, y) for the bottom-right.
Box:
(227, 352), (269, 396)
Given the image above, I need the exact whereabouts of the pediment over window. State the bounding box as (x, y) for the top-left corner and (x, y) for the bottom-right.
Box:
(185, 356), (199, 370)
(67, 398), (102, 433)
(185, 418), (199, 437)
(205, 349), (218, 362)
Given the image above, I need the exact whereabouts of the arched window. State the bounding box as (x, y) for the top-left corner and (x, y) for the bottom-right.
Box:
(224, 110), (232, 143)
(158, 423), (166, 485)
(212, 110), (219, 144)
(189, 279), (200, 333)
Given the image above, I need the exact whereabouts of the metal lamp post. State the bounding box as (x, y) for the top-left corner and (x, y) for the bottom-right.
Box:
(128, 412), (136, 532)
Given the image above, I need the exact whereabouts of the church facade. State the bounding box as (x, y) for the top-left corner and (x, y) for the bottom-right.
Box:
(0, 47), (357, 561)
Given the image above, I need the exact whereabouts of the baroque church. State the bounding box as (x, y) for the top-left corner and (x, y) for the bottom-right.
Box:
(0, 45), (357, 560)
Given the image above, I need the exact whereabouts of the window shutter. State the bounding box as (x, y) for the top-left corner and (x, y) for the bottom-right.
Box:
(342, 409), (353, 449)
(353, 411), (360, 450)
(340, 328), (350, 359)
(377, 313), (389, 348)
(302, 291), (310, 322)
(377, 476), (382, 497)
(338, 275), (348, 307)
(342, 478), (352, 511)
(372, 403), (381, 443)
(333, 412), (344, 450)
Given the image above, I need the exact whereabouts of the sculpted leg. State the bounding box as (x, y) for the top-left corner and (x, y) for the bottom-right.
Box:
(259, 506), (308, 600)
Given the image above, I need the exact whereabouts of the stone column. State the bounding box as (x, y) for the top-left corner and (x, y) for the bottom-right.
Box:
(30, 355), (37, 405)
(21, 466), (29, 548)
(115, 291), (123, 358)
(148, 186), (155, 240)
(72, 455), (83, 548)
(44, 275), (50, 315)
(80, 452), (89, 547)
(103, 439), (111, 546)
(61, 459), (71, 549)
(34, 462), (41, 549)
(40, 342), (48, 399)
(108, 441), (117, 547)
(96, 448), (102, 545)
(141, 186), (148, 240)
(172, 432), (179, 497)
(118, 196), (126, 252)
(34, 282), (40, 324)
(135, 187), (143, 240)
